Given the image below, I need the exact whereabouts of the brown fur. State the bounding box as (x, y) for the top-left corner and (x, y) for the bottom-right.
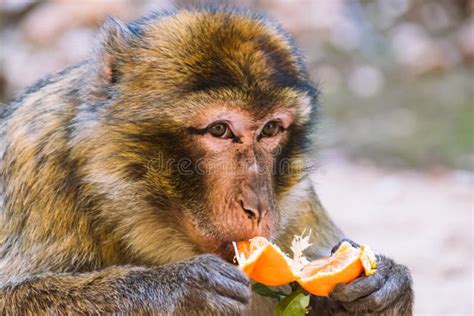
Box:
(0, 7), (412, 315)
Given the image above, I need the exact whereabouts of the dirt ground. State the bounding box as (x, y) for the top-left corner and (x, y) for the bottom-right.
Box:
(311, 154), (473, 315)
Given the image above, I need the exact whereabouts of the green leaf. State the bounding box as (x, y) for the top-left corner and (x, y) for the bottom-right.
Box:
(274, 289), (310, 316)
(251, 283), (286, 301)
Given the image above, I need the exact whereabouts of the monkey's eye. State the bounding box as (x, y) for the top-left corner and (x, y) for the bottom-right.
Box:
(207, 122), (234, 139)
(260, 121), (281, 138)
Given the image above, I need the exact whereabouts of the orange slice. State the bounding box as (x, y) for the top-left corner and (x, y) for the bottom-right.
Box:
(298, 242), (364, 296)
(233, 236), (377, 296)
(233, 237), (297, 286)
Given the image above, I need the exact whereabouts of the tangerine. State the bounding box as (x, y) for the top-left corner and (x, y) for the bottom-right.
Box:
(234, 236), (377, 296)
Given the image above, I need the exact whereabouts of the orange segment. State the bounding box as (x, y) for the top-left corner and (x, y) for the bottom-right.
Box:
(333, 241), (352, 254)
(234, 237), (297, 286)
(298, 244), (363, 296)
(234, 237), (268, 275)
(296, 241), (353, 278)
(360, 245), (377, 276)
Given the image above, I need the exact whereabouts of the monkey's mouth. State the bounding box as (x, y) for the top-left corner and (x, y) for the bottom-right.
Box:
(216, 241), (241, 264)
(183, 213), (274, 263)
(202, 228), (275, 263)
(193, 239), (244, 264)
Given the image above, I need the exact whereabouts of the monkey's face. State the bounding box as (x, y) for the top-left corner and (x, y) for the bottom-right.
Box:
(121, 91), (314, 261)
(178, 103), (295, 258)
(90, 10), (317, 262)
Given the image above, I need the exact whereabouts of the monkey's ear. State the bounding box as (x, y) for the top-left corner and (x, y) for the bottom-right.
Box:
(87, 16), (134, 101)
(95, 16), (134, 84)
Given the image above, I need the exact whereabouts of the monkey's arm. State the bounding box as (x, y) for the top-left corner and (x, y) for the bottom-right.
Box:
(1, 266), (162, 314)
(0, 255), (250, 315)
(278, 180), (413, 316)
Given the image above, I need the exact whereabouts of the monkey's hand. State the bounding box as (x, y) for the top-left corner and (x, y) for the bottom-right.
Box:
(171, 254), (252, 315)
(309, 239), (413, 316)
(311, 239), (413, 315)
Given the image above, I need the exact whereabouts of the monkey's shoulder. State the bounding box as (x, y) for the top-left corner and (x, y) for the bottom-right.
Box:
(2, 62), (87, 123)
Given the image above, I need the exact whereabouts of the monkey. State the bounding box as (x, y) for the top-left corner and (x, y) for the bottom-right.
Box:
(0, 7), (413, 315)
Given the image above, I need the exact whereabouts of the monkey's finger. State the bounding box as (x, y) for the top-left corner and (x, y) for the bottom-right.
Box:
(212, 263), (250, 286)
(195, 254), (250, 285)
(205, 292), (250, 315)
(340, 266), (411, 313)
(331, 238), (360, 254)
(328, 272), (386, 303)
(207, 278), (252, 305)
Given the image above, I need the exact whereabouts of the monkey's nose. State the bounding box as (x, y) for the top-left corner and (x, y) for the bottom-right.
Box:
(239, 199), (268, 224)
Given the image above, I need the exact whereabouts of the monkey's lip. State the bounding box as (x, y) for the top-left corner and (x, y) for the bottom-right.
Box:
(218, 241), (241, 263)
(195, 239), (243, 264)
(183, 218), (273, 262)
(208, 243), (242, 265)
(210, 237), (274, 264)
(210, 230), (275, 263)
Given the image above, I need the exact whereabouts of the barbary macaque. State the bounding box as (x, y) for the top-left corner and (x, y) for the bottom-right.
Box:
(0, 7), (413, 315)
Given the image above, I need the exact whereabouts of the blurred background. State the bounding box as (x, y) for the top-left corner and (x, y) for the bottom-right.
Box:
(0, 0), (472, 314)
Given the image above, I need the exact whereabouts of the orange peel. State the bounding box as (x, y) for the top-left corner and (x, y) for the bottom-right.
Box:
(233, 237), (297, 286)
(233, 235), (377, 297)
